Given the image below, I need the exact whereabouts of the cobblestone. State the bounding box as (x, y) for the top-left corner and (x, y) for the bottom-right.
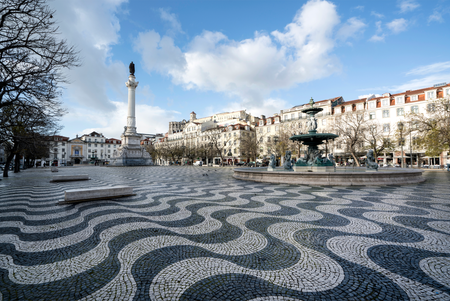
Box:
(0, 167), (449, 300)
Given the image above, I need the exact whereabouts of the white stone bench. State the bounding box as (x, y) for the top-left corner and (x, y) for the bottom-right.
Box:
(51, 174), (90, 182)
(59, 186), (136, 204)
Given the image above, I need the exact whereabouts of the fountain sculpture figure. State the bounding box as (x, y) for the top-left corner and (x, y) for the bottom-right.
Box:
(366, 149), (379, 171)
(283, 150), (294, 171)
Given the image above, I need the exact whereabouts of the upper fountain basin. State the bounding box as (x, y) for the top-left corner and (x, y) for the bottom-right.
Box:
(290, 133), (338, 146)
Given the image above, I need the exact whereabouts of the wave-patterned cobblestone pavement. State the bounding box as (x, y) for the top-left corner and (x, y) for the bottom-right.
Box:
(0, 167), (449, 300)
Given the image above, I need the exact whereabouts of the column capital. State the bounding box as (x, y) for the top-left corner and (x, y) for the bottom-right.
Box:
(126, 75), (139, 89)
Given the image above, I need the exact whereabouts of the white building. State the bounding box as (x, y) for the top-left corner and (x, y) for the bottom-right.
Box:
(274, 83), (450, 167)
(44, 132), (123, 166)
(156, 110), (258, 165)
(80, 131), (107, 162)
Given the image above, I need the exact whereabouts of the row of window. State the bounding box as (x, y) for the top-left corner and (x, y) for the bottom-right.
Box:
(369, 105), (419, 119)
(223, 148), (238, 155)
(86, 138), (104, 142)
(382, 121), (419, 132)
(368, 92), (436, 109)
(86, 143), (117, 148)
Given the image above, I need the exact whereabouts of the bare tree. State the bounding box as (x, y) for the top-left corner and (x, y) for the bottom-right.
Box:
(1, 0), (79, 176)
(333, 111), (368, 166)
(364, 121), (395, 159)
(263, 120), (307, 163)
(0, 0), (79, 110)
(204, 126), (231, 166)
(182, 144), (198, 164)
(145, 143), (163, 165)
(1, 102), (63, 176)
(240, 131), (259, 162)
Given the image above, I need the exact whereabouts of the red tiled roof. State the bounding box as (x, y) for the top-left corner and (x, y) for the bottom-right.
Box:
(340, 98), (366, 105)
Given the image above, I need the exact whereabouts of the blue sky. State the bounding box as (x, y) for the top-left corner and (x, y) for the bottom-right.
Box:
(51, 0), (450, 138)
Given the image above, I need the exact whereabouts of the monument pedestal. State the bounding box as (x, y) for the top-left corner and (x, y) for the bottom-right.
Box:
(110, 130), (153, 167)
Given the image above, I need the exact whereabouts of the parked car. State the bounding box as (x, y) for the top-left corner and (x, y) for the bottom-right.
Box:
(247, 161), (256, 167)
(193, 161), (203, 166)
(1, 164), (13, 171)
(235, 162), (245, 166)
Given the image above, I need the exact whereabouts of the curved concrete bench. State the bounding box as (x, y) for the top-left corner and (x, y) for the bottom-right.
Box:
(233, 168), (426, 186)
(51, 174), (90, 182)
(59, 186), (136, 204)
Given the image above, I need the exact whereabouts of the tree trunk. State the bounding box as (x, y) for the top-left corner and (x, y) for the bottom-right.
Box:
(351, 152), (361, 167)
(3, 152), (14, 177)
(14, 154), (21, 173)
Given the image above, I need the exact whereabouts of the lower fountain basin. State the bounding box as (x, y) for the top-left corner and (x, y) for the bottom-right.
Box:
(233, 167), (425, 186)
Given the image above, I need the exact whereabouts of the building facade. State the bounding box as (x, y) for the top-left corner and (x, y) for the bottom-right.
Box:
(43, 132), (122, 166)
(155, 110), (258, 165)
(271, 83), (450, 167)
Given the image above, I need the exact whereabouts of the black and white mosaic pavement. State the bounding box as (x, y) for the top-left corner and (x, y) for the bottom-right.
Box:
(0, 166), (449, 300)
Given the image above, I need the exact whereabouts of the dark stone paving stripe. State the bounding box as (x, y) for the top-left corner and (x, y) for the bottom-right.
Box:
(180, 271), (408, 301)
(0, 167), (449, 300)
(368, 245), (450, 295)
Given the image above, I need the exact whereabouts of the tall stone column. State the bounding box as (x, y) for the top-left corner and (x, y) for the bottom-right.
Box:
(125, 75), (138, 134)
(109, 62), (153, 166)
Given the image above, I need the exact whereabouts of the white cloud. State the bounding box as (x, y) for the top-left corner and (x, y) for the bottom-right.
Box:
(354, 6), (364, 11)
(369, 34), (385, 42)
(406, 61), (450, 76)
(398, 0), (420, 13)
(428, 5), (450, 24)
(135, 0), (344, 111)
(159, 8), (184, 35)
(390, 75), (450, 92)
(371, 11), (384, 18)
(337, 17), (366, 41)
(134, 30), (185, 74)
(375, 21), (383, 33)
(428, 11), (443, 23)
(51, 0), (180, 138)
(50, 0), (128, 112)
(359, 75), (450, 93)
(387, 18), (408, 34)
(224, 98), (289, 119)
(66, 101), (180, 138)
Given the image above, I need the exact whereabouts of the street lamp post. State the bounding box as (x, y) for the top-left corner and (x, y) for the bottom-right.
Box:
(409, 122), (413, 168)
(208, 142), (213, 166)
(273, 136), (279, 166)
(398, 122), (404, 168)
(181, 145), (186, 165)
